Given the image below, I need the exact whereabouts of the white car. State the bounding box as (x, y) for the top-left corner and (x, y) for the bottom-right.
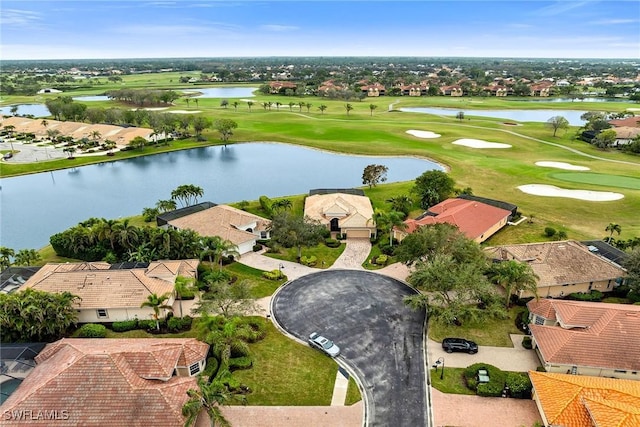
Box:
(308, 332), (340, 357)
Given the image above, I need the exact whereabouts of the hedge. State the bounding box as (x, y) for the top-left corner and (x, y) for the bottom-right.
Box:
(112, 319), (138, 332)
(168, 316), (193, 332)
(505, 372), (533, 398)
(202, 357), (220, 379)
(464, 363), (506, 394)
(78, 323), (107, 338)
(229, 356), (253, 371)
(325, 238), (340, 248)
(567, 290), (603, 302)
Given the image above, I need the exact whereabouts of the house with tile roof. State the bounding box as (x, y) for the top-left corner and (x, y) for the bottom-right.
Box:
(166, 204), (270, 255)
(529, 371), (640, 427)
(268, 81), (297, 94)
(0, 338), (209, 426)
(304, 192), (376, 239)
(484, 240), (627, 298)
(394, 198), (511, 244)
(22, 260), (198, 323)
(611, 126), (640, 146)
(360, 82), (386, 97)
(439, 85), (463, 96)
(527, 299), (640, 380)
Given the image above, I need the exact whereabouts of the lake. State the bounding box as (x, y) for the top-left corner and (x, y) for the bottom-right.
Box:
(400, 107), (589, 126)
(0, 104), (51, 118)
(0, 143), (443, 250)
(72, 95), (110, 101)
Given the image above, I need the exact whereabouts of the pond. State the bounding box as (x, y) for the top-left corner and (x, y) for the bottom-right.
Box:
(182, 87), (258, 98)
(0, 142), (443, 250)
(0, 104), (50, 118)
(400, 107), (590, 126)
(513, 97), (629, 103)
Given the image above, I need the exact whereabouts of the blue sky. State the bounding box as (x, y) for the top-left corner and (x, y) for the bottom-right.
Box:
(1, 1), (638, 60)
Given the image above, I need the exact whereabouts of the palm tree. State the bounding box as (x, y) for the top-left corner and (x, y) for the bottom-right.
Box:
(386, 195), (413, 217)
(182, 374), (244, 427)
(488, 260), (539, 308)
(13, 249), (41, 266)
(369, 104), (378, 116)
(605, 223), (622, 243)
(318, 105), (327, 115)
(288, 101), (295, 112)
(345, 103), (353, 116)
(305, 103), (312, 113)
(372, 209), (406, 246)
(185, 98), (191, 107)
(246, 101), (253, 112)
(232, 101), (238, 111)
(174, 276), (196, 317)
(63, 146), (77, 159)
(200, 236), (240, 270)
(41, 119), (49, 129)
(114, 219), (139, 251)
(275, 101), (281, 111)
(0, 246), (15, 269)
(140, 292), (173, 331)
(90, 130), (102, 144)
(156, 199), (178, 213)
(93, 218), (119, 249)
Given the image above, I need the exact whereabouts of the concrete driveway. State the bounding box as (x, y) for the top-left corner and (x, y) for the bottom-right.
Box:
(271, 269), (427, 427)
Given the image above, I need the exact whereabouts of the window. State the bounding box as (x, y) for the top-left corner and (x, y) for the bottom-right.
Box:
(535, 316), (544, 325)
(260, 231), (267, 239)
(614, 370), (627, 374)
(189, 362), (200, 376)
(96, 309), (109, 318)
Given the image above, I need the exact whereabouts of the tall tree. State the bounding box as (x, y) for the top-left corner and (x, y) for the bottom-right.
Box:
(182, 375), (244, 427)
(372, 209), (406, 246)
(345, 103), (353, 116)
(268, 212), (326, 259)
(369, 104), (378, 116)
(386, 195), (413, 217)
(140, 292), (173, 331)
(171, 184), (204, 207)
(546, 116), (569, 137)
(13, 249), (41, 266)
(214, 119), (238, 143)
(488, 260), (539, 308)
(174, 275), (196, 318)
(318, 105), (327, 115)
(193, 278), (259, 318)
(412, 170), (455, 209)
(0, 247), (15, 270)
(362, 164), (388, 188)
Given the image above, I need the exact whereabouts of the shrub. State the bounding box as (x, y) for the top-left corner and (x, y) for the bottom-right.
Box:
(522, 336), (533, 349)
(376, 254), (388, 265)
(137, 319), (157, 330)
(229, 356), (253, 371)
(567, 290), (603, 302)
(112, 320), (138, 332)
(300, 255), (317, 266)
(78, 323), (107, 338)
(505, 372), (533, 398)
(253, 244), (263, 252)
(168, 316), (193, 332)
(202, 357), (219, 379)
(477, 381), (504, 397)
(262, 269), (285, 281)
(237, 317), (267, 343)
(325, 238), (340, 248)
(463, 363), (506, 393)
(544, 227), (557, 237)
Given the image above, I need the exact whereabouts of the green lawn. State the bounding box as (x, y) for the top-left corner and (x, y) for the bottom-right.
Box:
(430, 367), (475, 395)
(264, 241), (346, 268)
(345, 376), (363, 405)
(549, 172), (640, 190)
(429, 306), (526, 347)
(224, 262), (285, 298)
(231, 320), (338, 405)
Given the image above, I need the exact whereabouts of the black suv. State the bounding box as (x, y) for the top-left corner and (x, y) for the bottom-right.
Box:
(442, 338), (478, 354)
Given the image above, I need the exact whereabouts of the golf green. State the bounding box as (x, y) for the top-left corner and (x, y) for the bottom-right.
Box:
(550, 172), (640, 190)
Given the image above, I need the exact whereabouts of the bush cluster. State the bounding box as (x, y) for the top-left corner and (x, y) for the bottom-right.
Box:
(262, 269), (285, 280)
(505, 372), (533, 398)
(229, 356), (253, 370)
(78, 323), (107, 338)
(522, 336), (533, 349)
(112, 319), (139, 332)
(300, 255), (317, 266)
(464, 363), (506, 396)
(167, 316), (193, 332)
(325, 238), (340, 248)
(567, 290), (603, 302)
(202, 357), (219, 379)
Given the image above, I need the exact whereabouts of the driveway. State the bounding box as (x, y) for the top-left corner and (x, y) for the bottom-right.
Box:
(271, 270), (427, 427)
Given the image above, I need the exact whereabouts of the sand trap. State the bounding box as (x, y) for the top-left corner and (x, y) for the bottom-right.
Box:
(169, 110), (202, 114)
(453, 138), (511, 149)
(535, 161), (590, 171)
(133, 107), (169, 111)
(406, 130), (441, 139)
(518, 184), (623, 201)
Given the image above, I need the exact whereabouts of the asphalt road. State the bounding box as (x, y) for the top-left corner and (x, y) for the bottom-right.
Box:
(272, 269), (427, 427)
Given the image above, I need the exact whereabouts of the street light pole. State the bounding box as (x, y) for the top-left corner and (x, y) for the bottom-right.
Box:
(432, 357), (445, 380)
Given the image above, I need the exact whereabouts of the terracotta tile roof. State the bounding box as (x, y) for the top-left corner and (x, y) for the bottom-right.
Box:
(484, 240), (626, 289)
(304, 193), (375, 229)
(0, 116), (153, 145)
(612, 126), (640, 139)
(609, 116), (640, 128)
(23, 260), (196, 309)
(0, 338), (209, 426)
(168, 205), (270, 248)
(400, 198), (510, 241)
(529, 371), (640, 427)
(527, 299), (557, 321)
(528, 300), (640, 371)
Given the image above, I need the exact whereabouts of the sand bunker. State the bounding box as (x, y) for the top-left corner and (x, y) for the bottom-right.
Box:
(535, 161), (590, 171)
(518, 184), (623, 201)
(452, 138), (511, 149)
(406, 130), (441, 139)
(169, 110), (202, 114)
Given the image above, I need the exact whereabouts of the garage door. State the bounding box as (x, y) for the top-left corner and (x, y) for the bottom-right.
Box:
(346, 229), (371, 239)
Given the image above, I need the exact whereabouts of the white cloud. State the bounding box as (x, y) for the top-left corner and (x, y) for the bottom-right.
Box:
(0, 9), (42, 26)
(532, 1), (592, 16)
(589, 18), (639, 25)
(260, 24), (299, 32)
